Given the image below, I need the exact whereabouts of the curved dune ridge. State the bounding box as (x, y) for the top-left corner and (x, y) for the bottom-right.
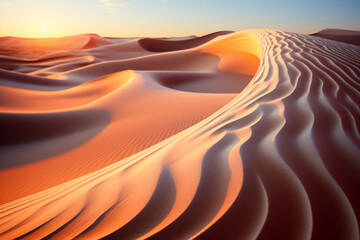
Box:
(0, 29), (359, 239)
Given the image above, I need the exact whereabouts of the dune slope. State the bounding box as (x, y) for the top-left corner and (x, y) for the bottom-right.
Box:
(311, 29), (360, 46)
(0, 29), (359, 239)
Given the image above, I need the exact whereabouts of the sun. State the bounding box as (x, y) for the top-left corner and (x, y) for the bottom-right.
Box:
(43, 27), (48, 33)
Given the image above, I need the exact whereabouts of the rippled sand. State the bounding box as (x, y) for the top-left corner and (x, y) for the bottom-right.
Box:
(0, 29), (359, 239)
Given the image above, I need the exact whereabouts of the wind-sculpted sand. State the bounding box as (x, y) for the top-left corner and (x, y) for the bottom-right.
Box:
(0, 29), (359, 239)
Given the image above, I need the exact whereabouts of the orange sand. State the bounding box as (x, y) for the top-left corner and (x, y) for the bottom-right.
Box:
(0, 29), (359, 239)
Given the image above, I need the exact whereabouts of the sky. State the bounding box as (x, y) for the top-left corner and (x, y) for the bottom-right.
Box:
(0, 0), (360, 38)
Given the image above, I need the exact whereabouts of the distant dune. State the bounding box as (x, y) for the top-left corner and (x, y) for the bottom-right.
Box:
(138, 31), (233, 52)
(0, 29), (359, 239)
(311, 28), (360, 46)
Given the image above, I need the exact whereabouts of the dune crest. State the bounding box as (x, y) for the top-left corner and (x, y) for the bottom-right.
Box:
(0, 29), (360, 239)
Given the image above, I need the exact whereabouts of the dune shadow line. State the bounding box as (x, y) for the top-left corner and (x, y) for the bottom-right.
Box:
(0, 109), (111, 169)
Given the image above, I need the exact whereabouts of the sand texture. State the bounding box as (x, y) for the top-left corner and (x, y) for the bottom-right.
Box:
(0, 29), (359, 239)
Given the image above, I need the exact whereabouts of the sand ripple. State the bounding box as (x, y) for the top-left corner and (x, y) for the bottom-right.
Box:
(0, 30), (359, 239)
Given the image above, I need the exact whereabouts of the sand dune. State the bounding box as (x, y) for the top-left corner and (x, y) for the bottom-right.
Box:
(311, 29), (360, 46)
(0, 29), (359, 239)
(138, 31), (233, 52)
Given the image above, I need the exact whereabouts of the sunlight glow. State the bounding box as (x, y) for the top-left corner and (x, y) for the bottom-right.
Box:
(0, 0), (359, 37)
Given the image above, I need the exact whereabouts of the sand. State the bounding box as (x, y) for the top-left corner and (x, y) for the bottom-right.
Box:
(0, 29), (359, 239)
(311, 29), (360, 46)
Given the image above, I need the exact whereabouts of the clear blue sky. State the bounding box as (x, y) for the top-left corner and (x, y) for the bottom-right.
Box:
(0, 0), (359, 37)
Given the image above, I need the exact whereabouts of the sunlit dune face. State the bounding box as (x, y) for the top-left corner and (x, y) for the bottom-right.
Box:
(200, 33), (261, 76)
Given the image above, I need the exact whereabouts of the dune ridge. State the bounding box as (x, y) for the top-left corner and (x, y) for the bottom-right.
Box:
(0, 29), (359, 239)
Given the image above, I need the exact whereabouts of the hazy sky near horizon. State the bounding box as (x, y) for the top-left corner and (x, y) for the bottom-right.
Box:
(1, 0), (360, 37)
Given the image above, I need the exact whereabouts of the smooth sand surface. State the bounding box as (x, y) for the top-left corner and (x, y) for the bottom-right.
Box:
(0, 29), (359, 239)
(311, 28), (360, 46)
